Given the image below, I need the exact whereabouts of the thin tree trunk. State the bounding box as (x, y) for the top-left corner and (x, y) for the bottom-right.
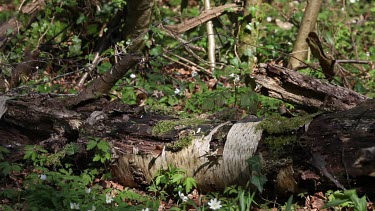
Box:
(288, 0), (323, 69)
(204, 0), (216, 71)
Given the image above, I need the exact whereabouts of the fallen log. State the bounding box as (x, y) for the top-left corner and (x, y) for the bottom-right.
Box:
(1, 93), (374, 199)
(253, 63), (368, 111)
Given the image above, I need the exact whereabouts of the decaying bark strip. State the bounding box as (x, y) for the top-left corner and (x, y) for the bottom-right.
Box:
(253, 63), (368, 111)
(163, 3), (241, 34)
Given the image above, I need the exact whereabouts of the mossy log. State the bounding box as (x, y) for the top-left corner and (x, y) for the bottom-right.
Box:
(1, 95), (374, 198)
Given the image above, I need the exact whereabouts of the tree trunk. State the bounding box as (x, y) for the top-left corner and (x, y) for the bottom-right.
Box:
(288, 0), (323, 69)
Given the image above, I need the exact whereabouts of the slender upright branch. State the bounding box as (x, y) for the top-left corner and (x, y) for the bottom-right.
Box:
(205, 0), (216, 71)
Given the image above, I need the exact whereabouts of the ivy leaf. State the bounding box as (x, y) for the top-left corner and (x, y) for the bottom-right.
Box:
(250, 174), (267, 193)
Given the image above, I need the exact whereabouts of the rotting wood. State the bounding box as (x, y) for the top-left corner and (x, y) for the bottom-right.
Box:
(252, 63), (368, 111)
(1, 95), (374, 197)
(163, 4), (241, 34)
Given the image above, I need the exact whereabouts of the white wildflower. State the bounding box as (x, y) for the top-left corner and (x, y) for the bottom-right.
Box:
(85, 188), (91, 194)
(174, 88), (180, 95)
(130, 73), (136, 79)
(70, 202), (80, 210)
(208, 198), (222, 210)
(141, 208), (149, 211)
(366, 52), (370, 57)
(178, 191), (188, 202)
(234, 75), (240, 83)
(266, 16), (272, 22)
(349, 0), (356, 3)
(40, 174), (47, 181)
(191, 71), (198, 77)
(105, 193), (114, 204)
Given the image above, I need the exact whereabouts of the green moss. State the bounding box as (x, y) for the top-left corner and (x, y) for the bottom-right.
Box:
(152, 118), (206, 136)
(264, 135), (298, 154)
(256, 114), (317, 134)
(166, 135), (193, 152)
(145, 103), (175, 116)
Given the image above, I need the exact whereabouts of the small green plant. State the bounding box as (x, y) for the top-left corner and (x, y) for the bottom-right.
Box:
(324, 189), (368, 211)
(0, 146), (22, 177)
(24, 145), (48, 166)
(246, 155), (267, 193)
(147, 164), (197, 201)
(86, 138), (111, 164)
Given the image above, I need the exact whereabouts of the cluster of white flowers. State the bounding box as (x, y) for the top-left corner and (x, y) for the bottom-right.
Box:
(178, 191), (188, 202)
(130, 73), (136, 79)
(65, 184), (222, 210)
(70, 202), (80, 210)
(174, 88), (181, 95)
(229, 73), (240, 83)
(40, 174), (47, 180)
(85, 188), (91, 194)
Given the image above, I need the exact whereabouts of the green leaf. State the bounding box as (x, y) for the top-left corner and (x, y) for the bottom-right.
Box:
(93, 155), (101, 162)
(76, 13), (86, 24)
(150, 46), (163, 56)
(246, 156), (262, 172)
(97, 140), (109, 152)
(0, 162), (10, 176)
(171, 173), (184, 184)
(285, 195), (293, 211)
(97, 62), (112, 74)
(87, 24), (98, 35)
(250, 174), (267, 193)
(230, 57), (240, 68)
(324, 199), (350, 208)
(59, 168), (70, 175)
(183, 177), (196, 193)
(86, 140), (97, 150)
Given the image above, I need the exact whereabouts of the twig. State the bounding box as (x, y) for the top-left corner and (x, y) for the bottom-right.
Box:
(162, 54), (194, 71)
(77, 52), (101, 88)
(163, 49), (210, 75)
(335, 60), (370, 64)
